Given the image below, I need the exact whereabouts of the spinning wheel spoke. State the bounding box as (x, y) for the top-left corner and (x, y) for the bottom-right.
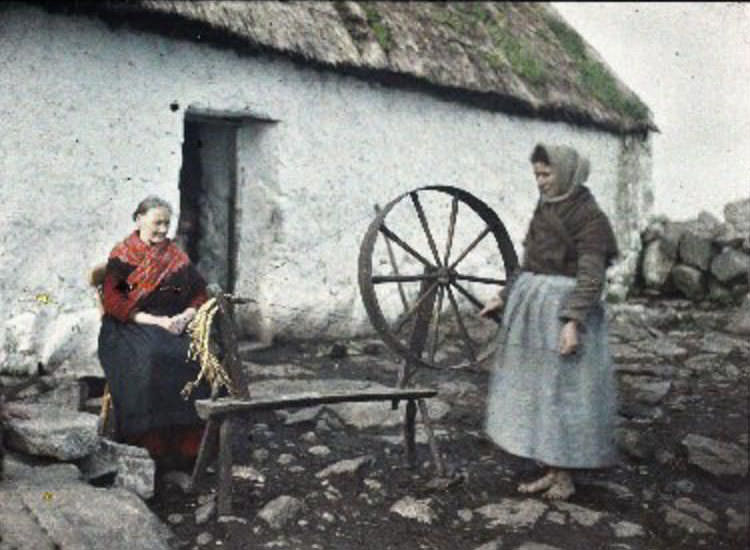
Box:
(428, 286), (445, 364)
(443, 196), (459, 266)
(450, 281), (485, 311)
(376, 204), (409, 312)
(453, 273), (506, 286)
(448, 226), (491, 270)
(446, 286), (477, 363)
(390, 280), (440, 334)
(372, 273), (438, 284)
(379, 224), (435, 269)
(410, 192), (442, 266)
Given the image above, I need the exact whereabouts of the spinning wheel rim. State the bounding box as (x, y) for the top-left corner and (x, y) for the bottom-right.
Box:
(358, 186), (518, 370)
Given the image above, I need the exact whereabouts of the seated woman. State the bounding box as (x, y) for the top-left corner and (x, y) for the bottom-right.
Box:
(98, 195), (211, 468)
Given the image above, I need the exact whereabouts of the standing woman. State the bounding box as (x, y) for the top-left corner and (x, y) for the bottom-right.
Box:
(98, 195), (210, 467)
(480, 143), (619, 500)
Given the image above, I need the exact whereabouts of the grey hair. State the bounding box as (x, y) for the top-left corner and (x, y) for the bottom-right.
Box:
(132, 195), (173, 221)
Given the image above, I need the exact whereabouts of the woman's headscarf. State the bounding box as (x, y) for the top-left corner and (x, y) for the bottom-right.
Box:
(530, 143), (590, 203)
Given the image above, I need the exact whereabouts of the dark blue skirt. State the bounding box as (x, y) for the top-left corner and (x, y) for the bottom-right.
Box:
(98, 317), (211, 438)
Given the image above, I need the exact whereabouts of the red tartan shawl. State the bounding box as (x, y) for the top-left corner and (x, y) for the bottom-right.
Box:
(109, 231), (190, 310)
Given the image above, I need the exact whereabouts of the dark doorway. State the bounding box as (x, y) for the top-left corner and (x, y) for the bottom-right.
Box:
(176, 117), (238, 293)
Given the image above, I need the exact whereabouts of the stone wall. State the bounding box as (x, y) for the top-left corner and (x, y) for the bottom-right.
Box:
(637, 198), (750, 304)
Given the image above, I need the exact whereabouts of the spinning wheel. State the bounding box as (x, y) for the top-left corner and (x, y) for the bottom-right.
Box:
(359, 186), (518, 371)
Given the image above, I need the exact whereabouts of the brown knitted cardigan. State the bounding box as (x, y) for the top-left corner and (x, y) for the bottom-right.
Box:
(515, 185), (619, 323)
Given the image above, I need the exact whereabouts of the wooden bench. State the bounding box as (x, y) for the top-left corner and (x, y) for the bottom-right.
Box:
(191, 387), (441, 515)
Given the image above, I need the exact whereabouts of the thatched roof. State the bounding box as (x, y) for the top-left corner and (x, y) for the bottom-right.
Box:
(39, 1), (655, 135)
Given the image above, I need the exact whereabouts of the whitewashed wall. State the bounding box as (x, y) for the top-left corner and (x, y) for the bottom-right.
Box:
(0, 4), (651, 375)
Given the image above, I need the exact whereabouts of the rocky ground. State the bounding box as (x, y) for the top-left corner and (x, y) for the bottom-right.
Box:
(151, 297), (749, 550)
(2, 296), (748, 550)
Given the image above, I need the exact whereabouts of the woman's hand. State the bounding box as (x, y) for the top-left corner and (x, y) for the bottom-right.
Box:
(559, 320), (579, 355)
(172, 308), (197, 334)
(132, 311), (183, 334)
(479, 295), (504, 318)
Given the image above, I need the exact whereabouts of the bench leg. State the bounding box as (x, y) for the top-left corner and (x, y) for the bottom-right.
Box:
(217, 417), (234, 516)
(404, 399), (417, 468)
(417, 398), (446, 476)
(191, 419), (220, 488)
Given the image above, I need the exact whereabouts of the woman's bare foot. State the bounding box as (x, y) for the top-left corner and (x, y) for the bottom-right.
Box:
(517, 470), (558, 494)
(542, 471), (575, 500)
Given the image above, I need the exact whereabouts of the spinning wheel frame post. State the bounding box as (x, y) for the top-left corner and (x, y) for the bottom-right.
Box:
(358, 186), (518, 474)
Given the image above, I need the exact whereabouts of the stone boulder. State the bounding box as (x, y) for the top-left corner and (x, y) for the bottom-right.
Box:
(725, 294), (750, 336)
(1, 456), (173, 550)
(18, 483), (173, 549)
(79, 438), (156, 499)
(641, 240), (675, 289)
(671, 264), (705, 301)
(679, 232), (714, 271)
(1, 311), (43, 376)
(711, 248), (749, 283)
(724, 198), (750, 238)
(5, 404), (99, 461)
(39, 308), (101, 374)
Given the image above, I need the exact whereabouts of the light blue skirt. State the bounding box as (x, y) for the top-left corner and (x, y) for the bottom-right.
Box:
(485, 272), (618, 468)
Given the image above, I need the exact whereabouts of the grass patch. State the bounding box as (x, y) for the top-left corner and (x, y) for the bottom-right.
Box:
(362, 4), (392, 52)
(431, 4), (547, 88)
(545, 12), (648, 120)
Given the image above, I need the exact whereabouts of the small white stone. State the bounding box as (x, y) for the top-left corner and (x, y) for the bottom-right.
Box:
(308, 445), (331, 456)
(232, 465), (266, 483)
(253, 449), (270, 463)
(611, 520), (646, 538)
(277, 453), (295, 465)
(300, 431), (317, 443)
(390, 496), (437, 524)
(364, 478), (383, 492)
(167, 513), (183, 525)
(545, 511), (566, 525)
(217, 515), (248, 525)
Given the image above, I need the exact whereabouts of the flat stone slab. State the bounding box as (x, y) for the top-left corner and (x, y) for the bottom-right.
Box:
(18, 484), (174, 550)
(390, 496), (437, 524)
(0, 490), (57, 550)
(257, 495), (304, 530)
(661, 503), (716, 535)
(1, 455), (173, 550)
(315, 455), (374, 478)
(5, 403), (99, 460)
(619, 376), (672, 405)
(475, 498), (548, 530)
(682, 433), (749, 477)
(552, 501), (605, 527)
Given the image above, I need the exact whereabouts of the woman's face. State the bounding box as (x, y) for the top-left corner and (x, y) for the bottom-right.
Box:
(533, 161), (559, 199)
(136, 207), (171, 245)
